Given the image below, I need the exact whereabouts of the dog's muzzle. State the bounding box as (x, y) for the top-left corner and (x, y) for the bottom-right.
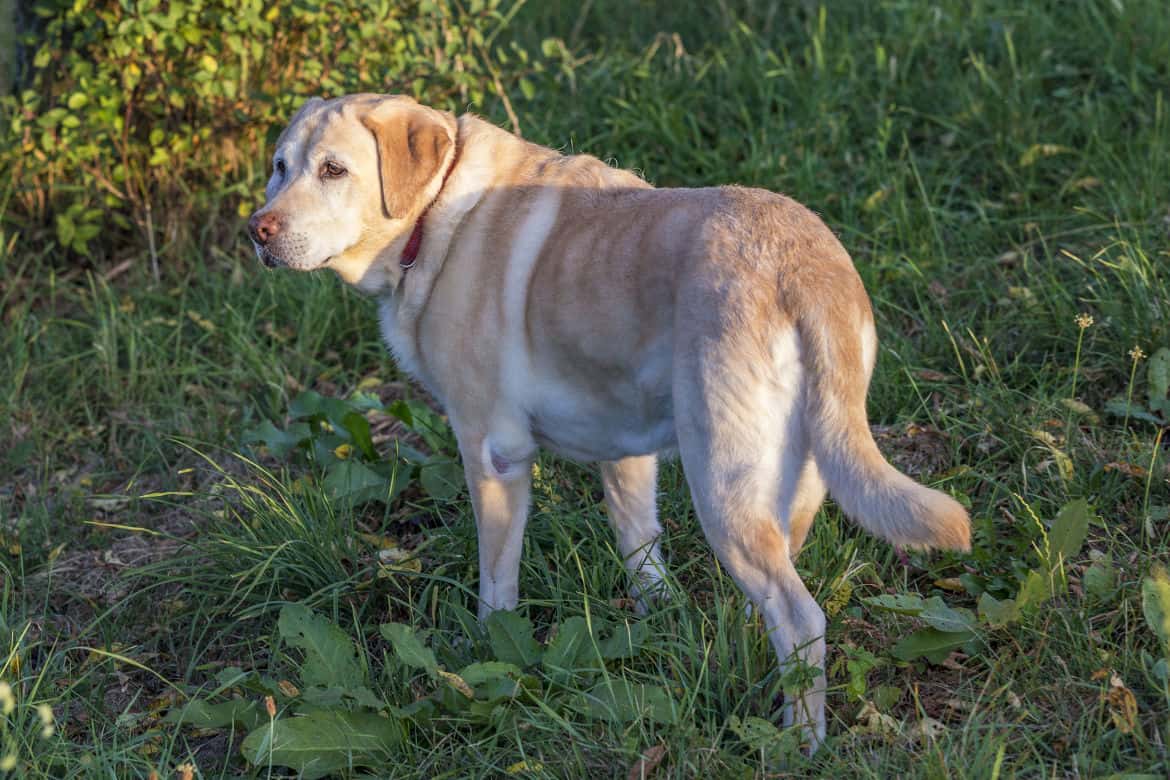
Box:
(253, 244), (287, 269)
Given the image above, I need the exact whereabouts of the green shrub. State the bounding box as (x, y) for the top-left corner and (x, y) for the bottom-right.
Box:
(1, 0), (556, 265)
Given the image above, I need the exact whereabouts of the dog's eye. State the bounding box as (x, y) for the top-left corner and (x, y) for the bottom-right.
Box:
(321, 161), (347, 179)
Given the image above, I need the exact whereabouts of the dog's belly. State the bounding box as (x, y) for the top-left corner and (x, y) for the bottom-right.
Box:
(527, 374), (676, 463)
(531, 402), (675, 462)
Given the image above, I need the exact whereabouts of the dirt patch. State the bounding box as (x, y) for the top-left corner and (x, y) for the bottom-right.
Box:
(28, 510), (197, 608)
(871, 422), (955, 478)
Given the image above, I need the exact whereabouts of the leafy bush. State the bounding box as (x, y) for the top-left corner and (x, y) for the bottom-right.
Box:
(1, 0), (560, 263)
(242, 389), (465, 506)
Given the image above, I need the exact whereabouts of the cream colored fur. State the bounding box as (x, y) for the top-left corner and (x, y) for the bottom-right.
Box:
(248, 94), (971, 750)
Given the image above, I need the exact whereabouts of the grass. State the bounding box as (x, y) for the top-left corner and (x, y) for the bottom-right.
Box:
(2, 0), (1169, 776)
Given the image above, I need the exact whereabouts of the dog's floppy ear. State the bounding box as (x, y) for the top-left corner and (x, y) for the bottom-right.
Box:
(361, 101), (453, 219)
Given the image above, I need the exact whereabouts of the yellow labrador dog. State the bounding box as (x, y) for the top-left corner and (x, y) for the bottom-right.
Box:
(248, 93), (970, 747)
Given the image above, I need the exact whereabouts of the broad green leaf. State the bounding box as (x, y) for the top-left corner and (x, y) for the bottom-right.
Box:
(1083, 556), (1117, 602)
(458, 661), (522, 689)
(891, 628), (974, 663)
(597, 621), (648, 660)
(862, 593), (927, 616)
(388, 400), (452, 454)
(1015, 568), (1055, 612)
(1048, 500), (1090, 567)
(164, 698), (264, 731)
(388, 697), (436, 725)
(379, 623), (439, 675)
(301, 685), (384, 710)
(726, 714), (801, 758)
(278, 604), (366, 692)
(478, 676), (524, 704)
(386, 399), (414, 428)
(571, 680), (676, 724)
(1103, 397), (1164, 425)
(919, 597), (977, 633)
(289, 390), (329, 419)
(977, 593), (1021, 628)
(340, 410), (376, 459)
(1141, 567), (1170, 651)
(420, 456), (464, 501)
(543, 617), (594, 677)
(485, 611), (542, 667)
(242, 420), (311, 458)
(458, 662), (523, 703)
(1148, 348), (1170, 407)
(240, 710), (401, 779)
(872, 685), (902, 711)
(726, 714), (780, 748)
(323, 459), (393, 505)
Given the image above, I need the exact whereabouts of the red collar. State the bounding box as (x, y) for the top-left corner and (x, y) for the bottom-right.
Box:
(400, 141), (460, 272)
(400, 219), (425, 270)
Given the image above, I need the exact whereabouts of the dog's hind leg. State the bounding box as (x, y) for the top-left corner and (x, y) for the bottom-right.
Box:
(673, 327), (827, 750)
(601, 455), (668, 612)
(783, 459), (826, 560)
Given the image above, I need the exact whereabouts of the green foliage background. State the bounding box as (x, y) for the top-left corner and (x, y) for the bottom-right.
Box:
(3, 0), (552, 256)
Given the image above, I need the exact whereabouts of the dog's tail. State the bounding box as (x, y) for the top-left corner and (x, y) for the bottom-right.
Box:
(797, 303), (970, 552)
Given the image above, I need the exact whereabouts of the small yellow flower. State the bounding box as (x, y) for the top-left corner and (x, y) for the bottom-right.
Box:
(36, 703), (54, 738)
(505, 759), (545, 774)
(0, 754), (16, 771)
(1130, 345), (1147, 362)
(265, 695), (276, 719)
(0, 682), (14, 715)
(176, 763), (195, 780)
(1075, 313), (1094, 329)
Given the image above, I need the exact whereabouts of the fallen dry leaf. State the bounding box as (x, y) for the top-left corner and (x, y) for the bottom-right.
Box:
(438, 669), (474, 699)
(852, 700), (901, 739)
(1104, 673), (1138, 734)
(908, 716), (946, 743)
(628, 744), (667, 780)
(1104, 461), (1147, 478)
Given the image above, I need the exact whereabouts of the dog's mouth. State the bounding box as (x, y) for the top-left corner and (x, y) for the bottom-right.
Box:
(253, 243), (286, 269)
(253, 241), (334, 272)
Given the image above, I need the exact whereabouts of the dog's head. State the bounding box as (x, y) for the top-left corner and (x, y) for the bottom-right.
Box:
(247, 94), (456, 287)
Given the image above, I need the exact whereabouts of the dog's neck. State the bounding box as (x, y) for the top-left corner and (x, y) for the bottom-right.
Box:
(400, 136), (463, 272)
(379, 115), (497, 308)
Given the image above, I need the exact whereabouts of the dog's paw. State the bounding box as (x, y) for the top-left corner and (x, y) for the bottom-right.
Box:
(782, 690), (826, 755)
(629, 578), (670, 616)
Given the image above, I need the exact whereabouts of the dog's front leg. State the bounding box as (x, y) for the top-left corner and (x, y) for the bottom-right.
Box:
(463, 437), (533, 622)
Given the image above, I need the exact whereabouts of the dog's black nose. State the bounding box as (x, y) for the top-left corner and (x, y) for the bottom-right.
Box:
(248, 211), (283, 245)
